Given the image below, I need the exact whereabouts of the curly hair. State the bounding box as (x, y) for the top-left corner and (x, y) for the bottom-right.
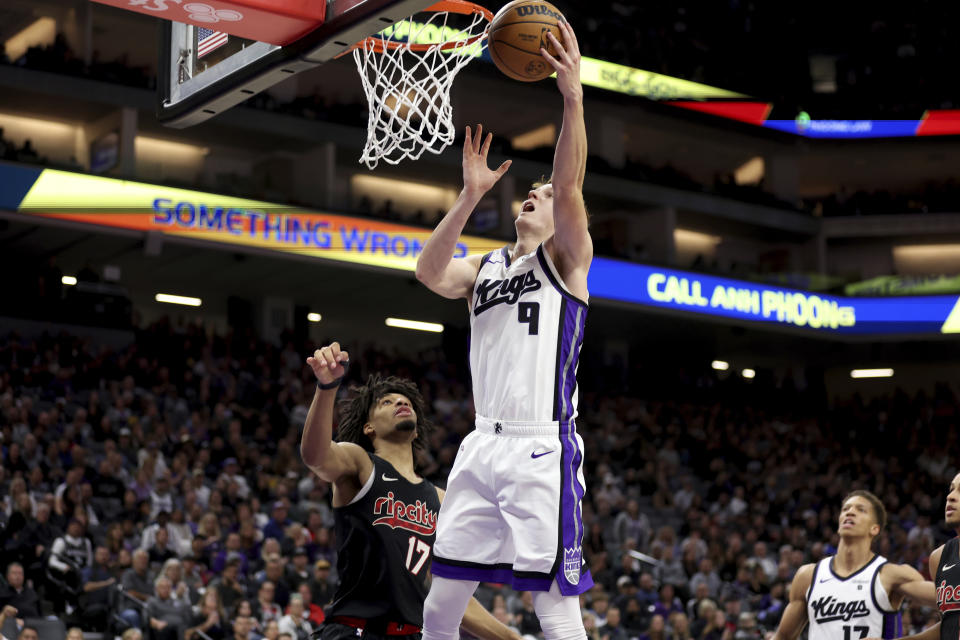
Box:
(336, 374), (433, 454)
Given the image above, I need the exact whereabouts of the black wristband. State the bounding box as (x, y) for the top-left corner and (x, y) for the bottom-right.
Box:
(316, 359), (349, 390)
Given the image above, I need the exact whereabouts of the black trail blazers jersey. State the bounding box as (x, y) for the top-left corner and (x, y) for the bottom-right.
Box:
(327, 454), (441, 627)
(936, 537), (960, 640)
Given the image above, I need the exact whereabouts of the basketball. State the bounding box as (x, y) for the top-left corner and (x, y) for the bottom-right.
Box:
(488, 0), (566, 82)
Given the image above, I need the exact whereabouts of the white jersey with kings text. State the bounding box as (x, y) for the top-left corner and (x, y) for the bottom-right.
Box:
(807, 554), (902, 640)
(469, 244), (588, 423)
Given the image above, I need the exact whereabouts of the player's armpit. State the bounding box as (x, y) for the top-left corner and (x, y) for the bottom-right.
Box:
(771, 564), (814, 640)
(460, 597), (520, 640)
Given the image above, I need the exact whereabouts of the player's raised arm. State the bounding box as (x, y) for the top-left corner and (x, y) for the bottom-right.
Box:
(540, 20), (592, 273)
(300, 342), (370, 485)
(771, 563), (814, 640)
(415, 124), (511, 300)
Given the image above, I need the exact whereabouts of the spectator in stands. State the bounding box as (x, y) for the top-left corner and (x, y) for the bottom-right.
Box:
(635, 572), (659, 611)
(600, 606), (629, 640)
(308, 559), (333, 609)
(147, 575), (190, 640)
(614, 500), (652, 551)
(638, 614), (665, 640)
(212, 533), (248, 575)
(277, 594), (312, 640)
(263, 500), (292, 542)
(121, 549), (153, 601)
(514, 591), (541, 637)
(148, 526), (177, 567)
(211, 558), (245, 613)
(231, 616), (253, 640)
(48, 518), (91, 613)
(218, 459), (250, 500)
(689, 558), (722, 600)
(0, 564), (39, 618)
(285, 547), (310, 587)
(160, 558), (194, 606)
(252, 580), (282, 626)
(653, 584), (685, 619)
(149, 476), (175, 521)
(295, 583), (322, 627)
(186, 589), (227, 640)
(79, 546), (116, 629)
(254, 555), (290, 608)
(262, 619), (280, 640)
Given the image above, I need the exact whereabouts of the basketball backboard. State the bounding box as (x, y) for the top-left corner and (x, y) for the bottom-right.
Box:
(158, 0), (435, 128)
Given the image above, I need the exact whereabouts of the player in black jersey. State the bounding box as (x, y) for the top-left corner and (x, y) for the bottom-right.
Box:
(300, 341), (520, 640)
(866, 472), (960, 640)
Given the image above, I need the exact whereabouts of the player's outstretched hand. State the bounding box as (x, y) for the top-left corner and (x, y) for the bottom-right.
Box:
(307, 342), (349, 388)
(462, 124), (511, 197)
(541, 20), (582, 102)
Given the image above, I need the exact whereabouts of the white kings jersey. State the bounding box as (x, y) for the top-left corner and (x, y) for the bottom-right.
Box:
(469, 244), (588, 423)
(806, 554), (903, 640)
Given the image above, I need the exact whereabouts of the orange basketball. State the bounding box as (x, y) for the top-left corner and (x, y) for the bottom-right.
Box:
(488, 0), (566, 82)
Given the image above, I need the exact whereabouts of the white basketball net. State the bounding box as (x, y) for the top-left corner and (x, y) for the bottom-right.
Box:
(352, 6), (490, 169)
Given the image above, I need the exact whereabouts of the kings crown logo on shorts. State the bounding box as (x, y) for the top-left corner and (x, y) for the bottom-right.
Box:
(563, 546), (582, 585)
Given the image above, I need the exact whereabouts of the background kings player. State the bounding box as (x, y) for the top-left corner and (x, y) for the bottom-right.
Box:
(771, 490), (935, 640)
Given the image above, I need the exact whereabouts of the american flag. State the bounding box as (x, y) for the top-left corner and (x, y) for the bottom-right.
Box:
(197, 27), (228, 58)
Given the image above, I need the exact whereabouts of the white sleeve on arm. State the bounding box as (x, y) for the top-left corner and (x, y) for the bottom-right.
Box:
(48, 538), (69, 572)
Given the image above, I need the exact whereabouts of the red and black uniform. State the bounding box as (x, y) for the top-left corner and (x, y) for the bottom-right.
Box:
(320, 454), (440, 640)
(936, 537), (960, 640)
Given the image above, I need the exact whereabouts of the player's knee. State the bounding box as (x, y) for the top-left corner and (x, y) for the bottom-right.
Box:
(422, 594), (452, 635)
(422, 581), (470, 640)
(533, 588), (586, 640)
(536, 613), (586, 640)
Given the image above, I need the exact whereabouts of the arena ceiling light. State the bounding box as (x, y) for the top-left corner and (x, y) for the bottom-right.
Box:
(307, 313), (322, 323)
(711, 360), (729, 371)
(850, 368), (894, 379)
(385, 317), (443, 333)
(155, 293), (202, 307)
(61, 276), (77, 286)
(741, 368), (756, 379)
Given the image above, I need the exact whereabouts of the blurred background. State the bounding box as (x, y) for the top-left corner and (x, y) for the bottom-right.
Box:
(0, 1), (958, 640)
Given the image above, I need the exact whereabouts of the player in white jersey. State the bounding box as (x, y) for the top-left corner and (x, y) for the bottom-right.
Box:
(414, 19), (592, 640)
(771, 491), (935, 640)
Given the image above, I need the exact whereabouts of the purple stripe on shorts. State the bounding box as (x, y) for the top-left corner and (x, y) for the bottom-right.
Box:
(432, 559), (554, 591)
(557, 424), (593, 596)
(432, 560), (513, 583)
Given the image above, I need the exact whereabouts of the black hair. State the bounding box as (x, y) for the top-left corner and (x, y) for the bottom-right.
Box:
(336, 374), (433, 454)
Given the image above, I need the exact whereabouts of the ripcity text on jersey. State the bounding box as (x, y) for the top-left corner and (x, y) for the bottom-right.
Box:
(327, 454), (441, 628)
(936, 537), (960, 640)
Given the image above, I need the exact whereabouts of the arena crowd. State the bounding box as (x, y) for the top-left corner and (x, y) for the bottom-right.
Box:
(0, 318), (953, 640)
